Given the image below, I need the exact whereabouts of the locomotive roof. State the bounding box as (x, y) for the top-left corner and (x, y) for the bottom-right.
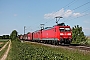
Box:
(44, 27), (52, 30)
(53, 23), (70, 27)
(33, 23), (70, 32)
(57, 23), (65, 26)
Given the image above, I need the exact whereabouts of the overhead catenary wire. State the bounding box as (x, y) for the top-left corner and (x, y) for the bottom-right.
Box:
(81, 7), (90, 13)
(63, 12), (90, 22)
(63, 8), (90, 22)
(30, 1), (90, 32)
(62, 1), (90, 22)
(73, 1), (90, 10)
(44, 0), (90, 25)
(35, 0), (78, 27)
(44, 0), (78, 25)
(63, 1), (90, 17)
(63, 0), (77, 8)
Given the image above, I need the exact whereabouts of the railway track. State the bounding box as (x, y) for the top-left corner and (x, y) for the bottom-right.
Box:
(68, 45), (90, 51)
(24, 40), (90, 53)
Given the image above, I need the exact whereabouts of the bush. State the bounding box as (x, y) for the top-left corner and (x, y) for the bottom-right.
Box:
(10, 30), (18, 40)
(72, 25), (87, 44)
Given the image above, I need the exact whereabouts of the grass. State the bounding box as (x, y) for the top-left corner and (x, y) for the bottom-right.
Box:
(7, 40), (90, 60)
(0, 39), (9, 42)
(0, 41), (9, 59)
(0, 39), (8, 49)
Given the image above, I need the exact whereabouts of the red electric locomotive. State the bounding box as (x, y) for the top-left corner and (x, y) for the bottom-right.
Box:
(32, 23), (72, 44)
(41, 23), (72, 44)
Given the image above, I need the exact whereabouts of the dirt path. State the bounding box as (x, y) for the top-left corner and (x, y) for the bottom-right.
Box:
(0, 41), (9, 52)
(0, 40), (11, 60)
(0, 42), (3, 45)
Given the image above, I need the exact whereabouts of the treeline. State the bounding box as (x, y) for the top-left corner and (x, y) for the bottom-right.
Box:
(0, 30), (18, 40)
(0, 35), (10, 39)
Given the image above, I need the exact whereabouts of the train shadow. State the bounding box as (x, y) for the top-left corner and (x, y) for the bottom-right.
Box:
(60, 44), (81, 47)
(70, 44), (81, 46)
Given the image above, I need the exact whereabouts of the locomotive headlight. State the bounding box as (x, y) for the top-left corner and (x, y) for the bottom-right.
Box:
(68, 33), (71, 35)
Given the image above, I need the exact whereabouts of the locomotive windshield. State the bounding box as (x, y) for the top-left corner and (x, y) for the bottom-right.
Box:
(60, 28), (70, 32)
(60, 28), (64, 32)
(65, 28), (71, 32)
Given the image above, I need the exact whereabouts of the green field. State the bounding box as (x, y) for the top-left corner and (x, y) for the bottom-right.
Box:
(7, 40), (90, 60)
(0, 39), (9, 41)
(0, 39), (8, 49)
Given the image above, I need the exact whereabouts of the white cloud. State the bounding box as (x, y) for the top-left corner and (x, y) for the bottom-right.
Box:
(73, 13), (82, 17)
(44, 8), (82, 19)
(14, 14), (17, 16)
(44, 8), (64, 19)
(64, 10), (72, 17)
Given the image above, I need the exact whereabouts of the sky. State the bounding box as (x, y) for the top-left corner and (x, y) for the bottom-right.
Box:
(0, 0), (90, 36)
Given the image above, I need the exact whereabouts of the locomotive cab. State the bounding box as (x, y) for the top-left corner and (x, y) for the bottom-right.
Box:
(57, 23), (72, 44)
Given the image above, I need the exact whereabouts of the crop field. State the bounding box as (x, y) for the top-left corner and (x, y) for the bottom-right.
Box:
(7, 40), (90, 60)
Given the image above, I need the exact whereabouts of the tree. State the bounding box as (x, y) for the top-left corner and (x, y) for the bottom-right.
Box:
(72, 25), (87, 44)
(10, 30), (18, 40)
